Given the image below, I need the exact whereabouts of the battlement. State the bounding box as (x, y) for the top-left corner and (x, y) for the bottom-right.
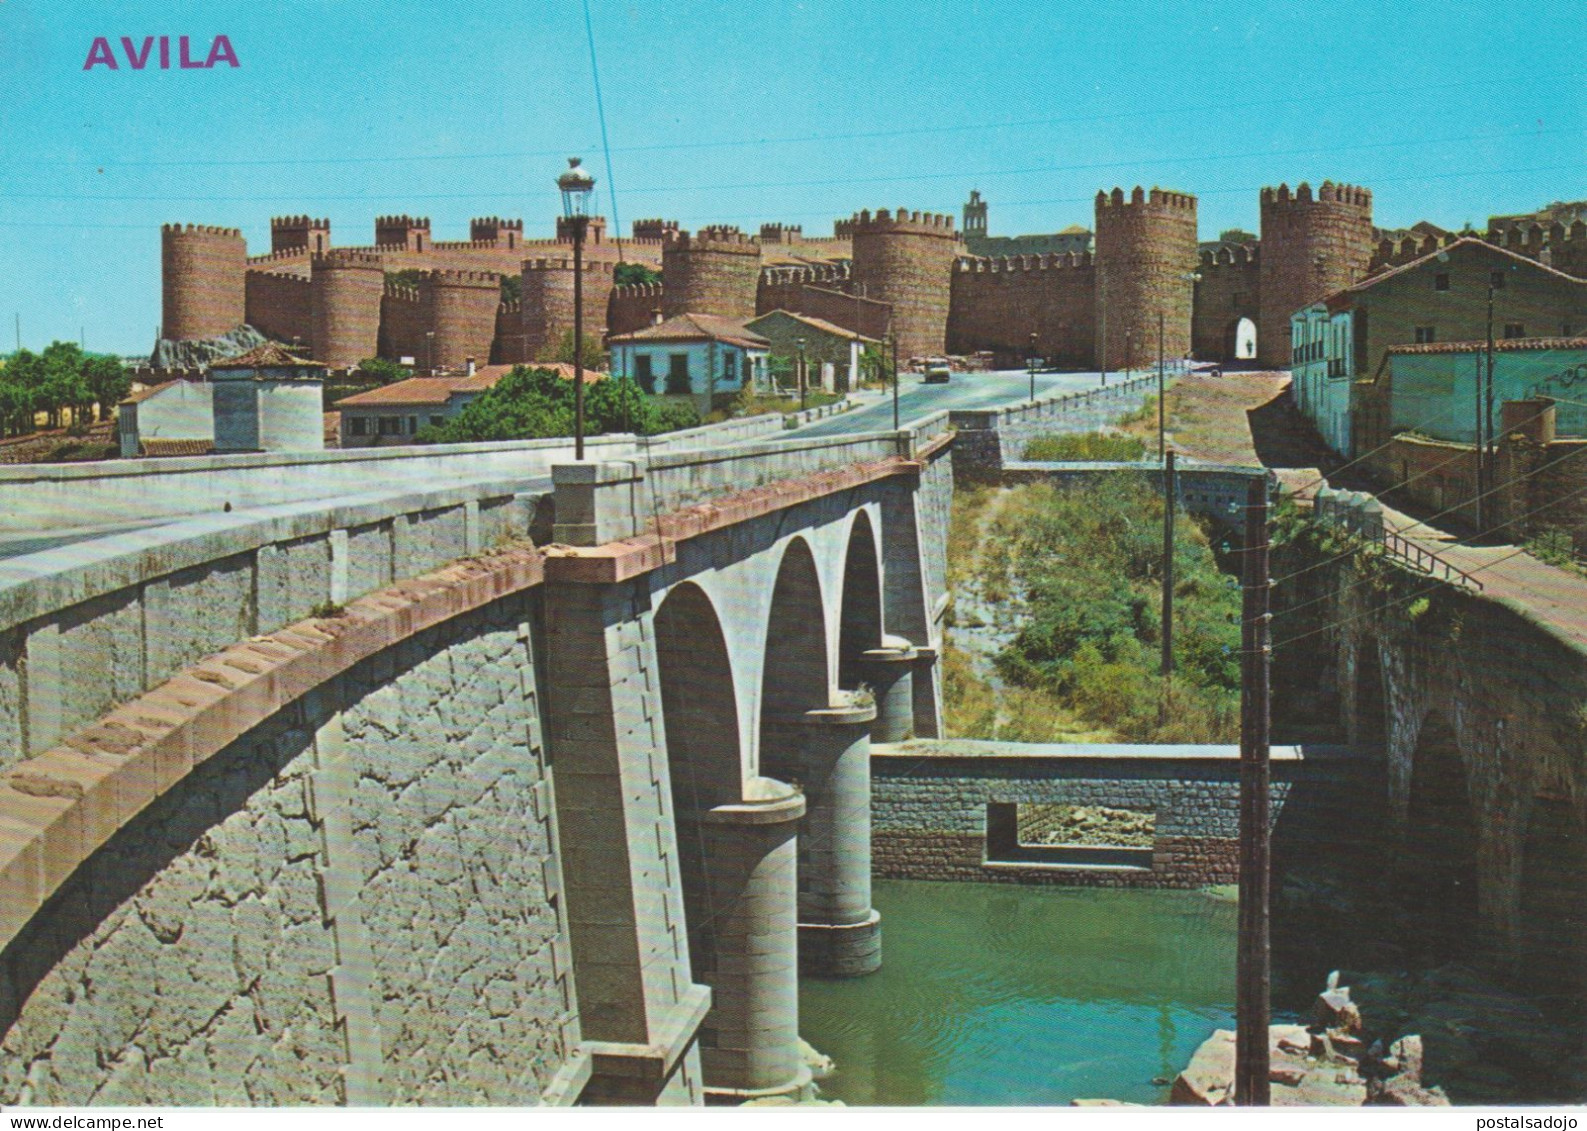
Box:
(272, 215), (329, 229)
(498, 298), (521, 315)
(421, 268), (502, 288)
(1372, 231), (1461, 269)
(834, 219), (855, 239)
(1260, 180), (1372, 210)
(665, 227), (761, 254)
(247, 249), (313, 267)
(953, 251), (1094, 274)
(758, 223), (804, 243)
(611, 282), (664, 299)
(313, 250), (385, 271)
(374, 215), (431, 230)
(522, 256), (618, 276)
(759, 263), (852, 286)
(470, 216), (523, 232)
(431, 239), (514, 252)
(383, 281), (421, 303)
(632, 218), (680, 241)
(1094, 186), (1197, 213)
(1486, 219), (1587, 255)
(163, 223), (243, 238)
(1197, 244), (1260, 269)
(849, 209), (959, 236)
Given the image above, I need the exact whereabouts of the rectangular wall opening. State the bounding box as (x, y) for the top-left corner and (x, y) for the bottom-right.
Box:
(985, 802), (1156, 871)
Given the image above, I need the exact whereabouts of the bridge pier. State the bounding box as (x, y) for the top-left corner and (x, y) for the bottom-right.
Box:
(860, 637), (918, 744)
(697, 778), (810, 1103)
(797, 700), (883, 976)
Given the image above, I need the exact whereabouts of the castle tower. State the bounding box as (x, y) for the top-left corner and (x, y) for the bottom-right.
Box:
(270, 215), (331, 255)
(374, 215), (431, 252)
(160, 223), (247, 341)
(1257, 181), (1373, 368)
(758, 223), (803, 244)
(519, 257), (615, 361)
(420, 270), (502, 371)
(557, 215), (607, 245)
(632, 218), (680, 242)
(660, 227), (764, 321)
(469, 217), (524, 250)
(1093, 187), (1199, 370)
(849, 209), (963, 360)
(310, 252), (384, 368)
(962, 191), (988, 240)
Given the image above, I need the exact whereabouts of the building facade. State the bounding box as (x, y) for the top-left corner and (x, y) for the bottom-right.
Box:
(609, 314), (769, 409)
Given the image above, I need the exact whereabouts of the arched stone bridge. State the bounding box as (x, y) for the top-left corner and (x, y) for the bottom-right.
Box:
(0, 418), (951, 1105)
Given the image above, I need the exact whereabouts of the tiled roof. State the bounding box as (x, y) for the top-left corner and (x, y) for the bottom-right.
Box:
(1325, 236), (1587, 309)
(120, 379), (184, 406)
(747, 310), (878, 343)
(334, 363), (604, 408)
(210, 342), (325, 370)
(1387, 337), (1587, 356)
(139, 438), (215, 458)
(609, 313), (770, 350)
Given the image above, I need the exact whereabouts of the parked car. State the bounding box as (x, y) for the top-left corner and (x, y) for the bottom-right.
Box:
(923, 359), (952, 383)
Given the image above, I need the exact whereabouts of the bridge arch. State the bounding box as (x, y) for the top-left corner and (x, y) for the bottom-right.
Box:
(758, 536), (830, 784)
(1399, 709), (1479, 962)
(837, 508), (884, 691)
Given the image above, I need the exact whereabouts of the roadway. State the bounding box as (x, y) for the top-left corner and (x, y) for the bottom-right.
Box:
(788, 368), (1127, 437)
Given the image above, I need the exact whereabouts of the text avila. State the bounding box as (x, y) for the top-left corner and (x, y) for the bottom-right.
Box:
(83, 36), (238, 70)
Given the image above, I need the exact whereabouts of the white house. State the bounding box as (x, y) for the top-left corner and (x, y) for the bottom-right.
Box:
(608, 314), (770, 409)
(209, 343), (326, 453)
(1290, 301), (1355, 458)
(117, 379), (215, 458)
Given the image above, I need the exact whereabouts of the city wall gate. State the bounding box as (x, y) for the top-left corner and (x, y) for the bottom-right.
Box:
(0, 429), (952, 1105)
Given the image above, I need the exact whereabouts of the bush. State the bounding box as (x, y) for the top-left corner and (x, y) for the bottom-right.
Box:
(1023, 431), (1147, 461)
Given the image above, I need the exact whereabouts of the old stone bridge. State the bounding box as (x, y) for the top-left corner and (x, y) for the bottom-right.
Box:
(0, 411), (951, 1105)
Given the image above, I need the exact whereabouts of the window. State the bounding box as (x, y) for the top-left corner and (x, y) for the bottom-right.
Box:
(378, 416), (399, 435)
(1415, 326), (1437, 344)
(741, 355), (752, 382)
(722, 349), (735, 380)
(1434, 272), (1450, 292)
(666, 352), (691, 395)
(349, 417), (368, 437)
(634, 354), (655, 393)
(408, 416), (418, 434)
(1504, 323), (1525, 339)
(1491, 271), (1507, 290)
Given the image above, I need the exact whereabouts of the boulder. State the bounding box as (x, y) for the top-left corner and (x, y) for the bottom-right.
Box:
(1315, 988), (1363, 1033)
(1171, 1030), (1236, 1105)
(1388, 1035), (1424, 1084)
(1270, 1065), (1308, 1087)
(1366, 1075), (1451, 1106)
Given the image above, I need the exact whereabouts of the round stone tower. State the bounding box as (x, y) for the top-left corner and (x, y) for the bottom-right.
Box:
(421, 270), (502, 371)
(660, 227), (763, 321)
(1093, 187), (1200, 370)
(161, 223), (247, 341)
(1257, 181), (1374, 368)
(309, 251), (384, 369)
(518, 257), (615, 361)
(849, 208), (963, 361)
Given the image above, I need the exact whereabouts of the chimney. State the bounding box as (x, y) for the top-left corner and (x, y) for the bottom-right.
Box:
(465, 356), (476, 376)
(652, 308), (664, 326)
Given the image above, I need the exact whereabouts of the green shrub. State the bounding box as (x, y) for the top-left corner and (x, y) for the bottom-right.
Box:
(1023, 432), (1147, 461)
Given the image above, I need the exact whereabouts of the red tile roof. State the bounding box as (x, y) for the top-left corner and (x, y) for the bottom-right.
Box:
(120, 379), (185, 406)
(747, 309), (879, 343)
(210, 342), (326, 370)
(609, 313), (770, 350)
(1323, 236), (1587, 310)
(334, 363), (604, 408)
(139, 438), (215, 458)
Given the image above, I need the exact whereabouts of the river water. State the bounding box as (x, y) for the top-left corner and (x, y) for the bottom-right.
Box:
(799, 880), (1238, 1106)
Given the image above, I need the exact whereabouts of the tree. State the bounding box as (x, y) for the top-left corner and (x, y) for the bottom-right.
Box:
(614, 262), (661, 287)
(39, 342), (90, 430)
(543, 329), (610, 371)
(500, 274), (522, 303)
(83, 356), (131, 422)
(416, 366), (698, 444)
(355, 357), (413, 386)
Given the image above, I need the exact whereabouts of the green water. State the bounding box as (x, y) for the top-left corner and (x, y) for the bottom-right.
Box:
(799, 880), (1238, 1106)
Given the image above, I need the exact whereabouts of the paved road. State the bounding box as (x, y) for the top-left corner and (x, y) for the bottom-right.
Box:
(789, 368), (1134, 438)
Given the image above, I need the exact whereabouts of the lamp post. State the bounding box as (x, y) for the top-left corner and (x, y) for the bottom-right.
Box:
(425, 331), (435, 376)
(558, 156), (596, 460)
(1125, 328), (1133, 381)
(891, 331), (900, 431)
(1027, 331), (1039, 404)
(796, 336), (807, 412)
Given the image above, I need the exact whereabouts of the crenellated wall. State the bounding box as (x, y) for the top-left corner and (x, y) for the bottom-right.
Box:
(421, 270), (502, 371)
(850, 209), (963, 360)
(607, 282), (664, 337)
(244, 269), (312, 348)
(518, 258), (616, 362)
(948, 252), (1097, 366)
(661, 228), (763, 321)
(1191, 243), (1261, 361)
(309, 252), (384, 369)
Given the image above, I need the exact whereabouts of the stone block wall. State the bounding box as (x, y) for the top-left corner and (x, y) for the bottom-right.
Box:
(1257, 182), (1374, 369)
(947, 254), (1096, 366)
(871, 741), (1298, 888)
(244, 270), (312, 348)
(162, 225), (247, 342)
(0, 595), (577, 1104)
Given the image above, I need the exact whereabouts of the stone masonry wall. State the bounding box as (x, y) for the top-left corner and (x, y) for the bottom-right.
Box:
(0, 594), (576, 1105)
(872, 743), (1296, 889)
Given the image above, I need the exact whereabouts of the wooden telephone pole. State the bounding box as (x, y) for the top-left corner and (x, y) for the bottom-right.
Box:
(1236, 473), (1272, 1106)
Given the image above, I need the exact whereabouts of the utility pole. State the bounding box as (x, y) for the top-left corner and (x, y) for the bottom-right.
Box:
(1099, 267), (1108, 387)
(1236, 473), (1272, 1108)
(1161, 450), (1176, 680)
(1157, 311), (1167, 462)
(1482, 281), (1496, 536)
(1125, 328), (1133, 380)
(891, 330), (900, 431)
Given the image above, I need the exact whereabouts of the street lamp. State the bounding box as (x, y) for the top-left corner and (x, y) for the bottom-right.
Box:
(1027, 331), (1039, 403)
(425, 331), (435, 376)
(557, 156), (596, 460)
(1125, 328), (1133, 380)
(795, 336), (807, 411)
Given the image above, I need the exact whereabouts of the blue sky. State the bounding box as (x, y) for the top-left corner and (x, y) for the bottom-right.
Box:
(1, 0), (1583, 353)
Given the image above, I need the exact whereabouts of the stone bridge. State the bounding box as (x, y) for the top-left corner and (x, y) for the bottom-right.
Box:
(0, 416), (952, 1105)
